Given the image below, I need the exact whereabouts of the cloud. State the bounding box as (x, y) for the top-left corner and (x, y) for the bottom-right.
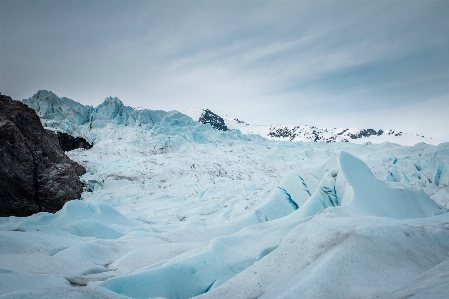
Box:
(1, 0), (448, 140)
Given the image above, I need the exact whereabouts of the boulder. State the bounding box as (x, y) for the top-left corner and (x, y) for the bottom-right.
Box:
(0, 94), (86, 216)
(56, 132), (93, 152)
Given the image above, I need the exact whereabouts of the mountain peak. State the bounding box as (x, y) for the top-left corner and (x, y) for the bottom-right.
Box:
(102, 96), (124, 107)
(185, 108), (439, 146)
(94, 97), (125, 120)
(21, 93), (441, 146)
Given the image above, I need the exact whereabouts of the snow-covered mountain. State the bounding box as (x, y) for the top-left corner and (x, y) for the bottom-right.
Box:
(22, 90), (193, 137)
(23, 90), (439, 146)
(1, 90), (449, 298)
(183, 107), (439, 146)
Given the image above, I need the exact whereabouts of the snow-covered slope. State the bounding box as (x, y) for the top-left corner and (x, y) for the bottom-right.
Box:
(183, 107), (441, 146)
(1, 91), (449, 298)
(24, 91), (442, 146)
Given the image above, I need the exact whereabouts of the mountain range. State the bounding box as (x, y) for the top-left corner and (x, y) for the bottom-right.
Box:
(22, 90), (440, 146)
(182, 107), (438, 146)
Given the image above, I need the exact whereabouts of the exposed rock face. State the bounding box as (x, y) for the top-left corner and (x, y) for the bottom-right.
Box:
(57, 132), (93, 152)
(347, 129), (384, 139)
(267, 125), (339, 142)
(199, 109), (229, 131)
(0, 95), (86, 217)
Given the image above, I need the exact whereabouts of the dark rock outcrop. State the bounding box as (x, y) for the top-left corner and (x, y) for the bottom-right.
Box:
(268, 125), (338, 143)
(57, 132), (93, 152)
(0, 94), (86, 217)
(199, 109), (229, 131)
(347, 129), (384, 139)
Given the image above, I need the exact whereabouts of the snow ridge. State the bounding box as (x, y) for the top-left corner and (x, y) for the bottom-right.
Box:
(23, 91), (441, 146)
(183, 108), (440, 146)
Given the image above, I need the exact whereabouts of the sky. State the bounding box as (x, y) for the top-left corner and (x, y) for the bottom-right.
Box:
(1, 0), (448, 140)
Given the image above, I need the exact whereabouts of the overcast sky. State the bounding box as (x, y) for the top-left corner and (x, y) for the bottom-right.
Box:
(1, 0), (448, 140)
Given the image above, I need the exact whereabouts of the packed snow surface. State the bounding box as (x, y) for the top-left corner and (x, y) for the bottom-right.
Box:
(1, 91), (449, 298)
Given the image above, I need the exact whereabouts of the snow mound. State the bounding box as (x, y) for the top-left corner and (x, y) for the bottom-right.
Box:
(100, 217), (295, 299)
(99, 153), (447, 299)
(338, 151), (446, 218)
(285, 152), (446, 220)
(23, 200), (135, 228)
(382, 259), (449, 299)
(197, 214), (449, 299)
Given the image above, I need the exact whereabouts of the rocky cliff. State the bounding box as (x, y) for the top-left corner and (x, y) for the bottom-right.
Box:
(0, 94), (86, 216)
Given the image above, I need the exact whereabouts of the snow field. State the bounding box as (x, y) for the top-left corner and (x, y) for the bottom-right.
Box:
(2, 94), (449, 298)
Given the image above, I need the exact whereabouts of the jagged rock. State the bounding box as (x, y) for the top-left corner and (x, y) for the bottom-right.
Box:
(347, 129), (383, 139)
(57, 132), (93, 152)
(0, 94), (86, 217)
(199, 109), (229, 131)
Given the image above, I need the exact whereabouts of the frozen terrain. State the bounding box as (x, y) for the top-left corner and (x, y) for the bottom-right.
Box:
(1, 91), (449, 298)
(182, 107), (440, 146)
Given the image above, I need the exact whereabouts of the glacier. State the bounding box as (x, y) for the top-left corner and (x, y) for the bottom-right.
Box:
(0, 91), (449, 298)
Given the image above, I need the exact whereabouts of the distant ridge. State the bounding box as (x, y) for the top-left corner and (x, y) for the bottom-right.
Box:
(22, 91), (441, 146)
(183, 108), (439, 146)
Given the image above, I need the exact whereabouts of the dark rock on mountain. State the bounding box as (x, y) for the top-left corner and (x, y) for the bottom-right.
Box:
(57, 132), (93, 152)
(387, 130), (402, 136)
(347, 129), (383, 139)
(199, 109), (229, 131)
(0, 94), (86, 217)
(336, 129), (349, 136)
(268, 125), (338, 143)
(268, 128), (296, 140)
(267, 125), (385, 143)
(192, 108), (421, 144)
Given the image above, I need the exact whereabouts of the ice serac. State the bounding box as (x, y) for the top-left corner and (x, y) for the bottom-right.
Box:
(0, 94), (86, 216)
(90, 96), (184, 129)
(22, 91), (193, 135)
(293, 152), (446, 219)
(23, 90), (93, 133)
(338, 151), (446, 218)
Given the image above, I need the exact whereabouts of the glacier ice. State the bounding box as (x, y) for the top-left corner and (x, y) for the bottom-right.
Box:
(23, 90), (94, 134)
(22, 91), (198, 141)
(1, 91), (449, 298)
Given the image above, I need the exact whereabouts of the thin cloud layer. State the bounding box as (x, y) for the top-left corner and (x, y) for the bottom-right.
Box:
(1, 0), (448, 140)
